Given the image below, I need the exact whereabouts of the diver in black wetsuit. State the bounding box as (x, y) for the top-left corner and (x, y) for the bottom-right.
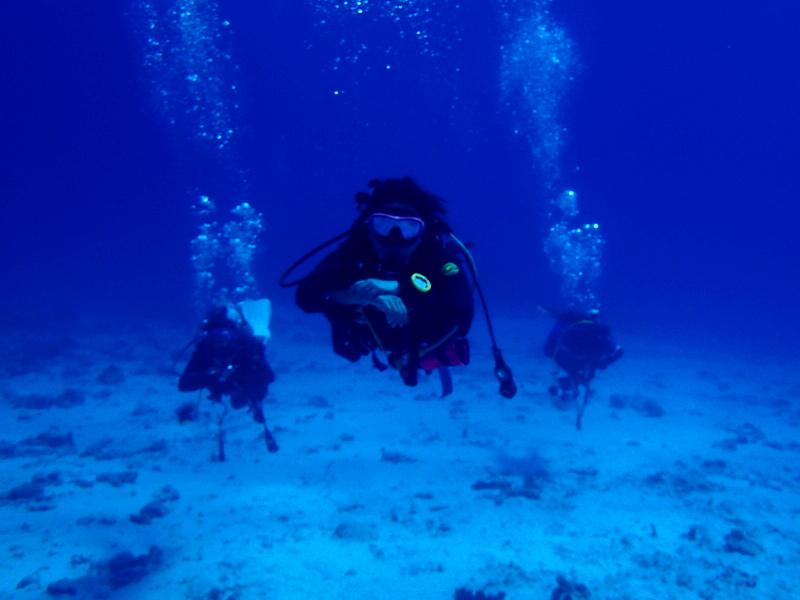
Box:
(544, 308), (623, 428)
(178, 303), (278, 455)
(293, 178), (475, 390)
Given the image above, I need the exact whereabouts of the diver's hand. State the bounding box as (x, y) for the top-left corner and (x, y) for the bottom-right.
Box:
(328, 279), (400, 307)
(371, 294), (409, 328)
(347, 278), (399, 304)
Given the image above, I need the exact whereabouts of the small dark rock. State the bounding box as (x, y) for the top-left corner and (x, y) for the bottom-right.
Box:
(471, 476), (542, 503)
(735, 423), (766, 443)
(131, 402), (158, 416)
(631, 398), (665, 418)
(6, 472), (62, 502)
(644, 469), (721, 495)
(96, 471), (138, 488)
(46, 579), (79, 596)
(28, 502), (57, 512)
(702, 565), (758, 597)
(129, 486), (179, 524)
(716, 424), (767, 451)
(682, 525), (713, 547)
(608, 393), (664, 417)
(97, 365), (125, 385)
(11, 389), (85, 410)
(551, 575), (591, 600)
(644, 472), (665, 485)
(496, 451), (550, 483)
(632, 550), (674, 570)
(206, 586), (244, 600)
(306, 395), (331, 408)
(608, 394), (628, 409)
(80, 438), (115, 459)
(726, 567), (758, 588)
(76, 516), (117, 526)
(724, 529), (763, 556)
(85, 438), (168, 461)
(33, 472), (63, 486)
(700, 459), (727, 474)
(139, 439), (168, 454)
(675, 569), (694, 589)
(381, 449), (418, 464)
(176, 401), (199, 423)
(17, 573), (40, 589)
(333, 522), (379, 541)
(507, 487), (542, 500)
(105, 546), (163, 589)
(19, 431), (76, 453)
(471, 480), (513, 491)
(130, 501), (169, 525)
(568, 467), (598, 478)
(712, 437), (742, 452)
(154, 485), (180, 503)
(0, 441), (16, 458)
(46, 546), (163, 596)
(454, 588), (506, 600)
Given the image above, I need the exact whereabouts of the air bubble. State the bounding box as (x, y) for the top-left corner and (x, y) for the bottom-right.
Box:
(133, 0), (240, 152)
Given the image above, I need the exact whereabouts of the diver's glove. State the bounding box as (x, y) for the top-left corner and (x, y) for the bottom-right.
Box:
(371, 294), (409, 328)
(336, 278), (400, 306)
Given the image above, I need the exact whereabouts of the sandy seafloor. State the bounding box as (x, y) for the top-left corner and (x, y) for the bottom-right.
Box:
(1, 303), (798, 599)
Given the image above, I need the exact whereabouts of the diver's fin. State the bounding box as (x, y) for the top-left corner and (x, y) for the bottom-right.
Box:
(239, 299), (272, 340)
(576, 385), (591, 430)
(438, 367), (453, 397)
(263, 422), (279, 453)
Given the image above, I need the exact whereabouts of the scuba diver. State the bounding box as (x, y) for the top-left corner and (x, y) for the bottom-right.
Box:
(177, 299), (279, 458)
(543, 307), (623, 429)
(281, 177), (516, 398)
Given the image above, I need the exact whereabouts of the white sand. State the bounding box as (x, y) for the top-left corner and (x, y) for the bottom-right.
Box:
(0, 305), (797, 599)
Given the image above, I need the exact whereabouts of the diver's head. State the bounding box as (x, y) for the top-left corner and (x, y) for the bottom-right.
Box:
(560, 307), (602, 324)
(366, 206), (425, 261)
(355, 177), (447, 262)
(200, 305), (247, 363)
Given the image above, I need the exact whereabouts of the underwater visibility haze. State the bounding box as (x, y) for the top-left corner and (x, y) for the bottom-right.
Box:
(0, 0), (799, 598)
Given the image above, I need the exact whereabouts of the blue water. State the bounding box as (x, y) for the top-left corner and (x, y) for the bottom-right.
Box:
(2, 0), (798, 354)
(1, 1), (799, 596)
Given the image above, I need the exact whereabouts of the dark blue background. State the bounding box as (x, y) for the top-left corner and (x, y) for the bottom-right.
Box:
(1, 1), (797, 355)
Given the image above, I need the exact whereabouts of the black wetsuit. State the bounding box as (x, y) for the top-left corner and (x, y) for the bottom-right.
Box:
(296, 229), (474, 381)
(544, 311), (622, 385)
(179, 310), (275, 421)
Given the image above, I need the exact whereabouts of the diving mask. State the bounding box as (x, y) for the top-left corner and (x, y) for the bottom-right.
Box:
(367, 212), (425, 241)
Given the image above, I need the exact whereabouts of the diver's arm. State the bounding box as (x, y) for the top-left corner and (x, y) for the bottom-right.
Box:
(329, 281), (408, 328)
(178, 341), (214, 391)
(296, 238), (403, 312)
(328, 279), (400, 306)
(295, 248), (354, 313)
